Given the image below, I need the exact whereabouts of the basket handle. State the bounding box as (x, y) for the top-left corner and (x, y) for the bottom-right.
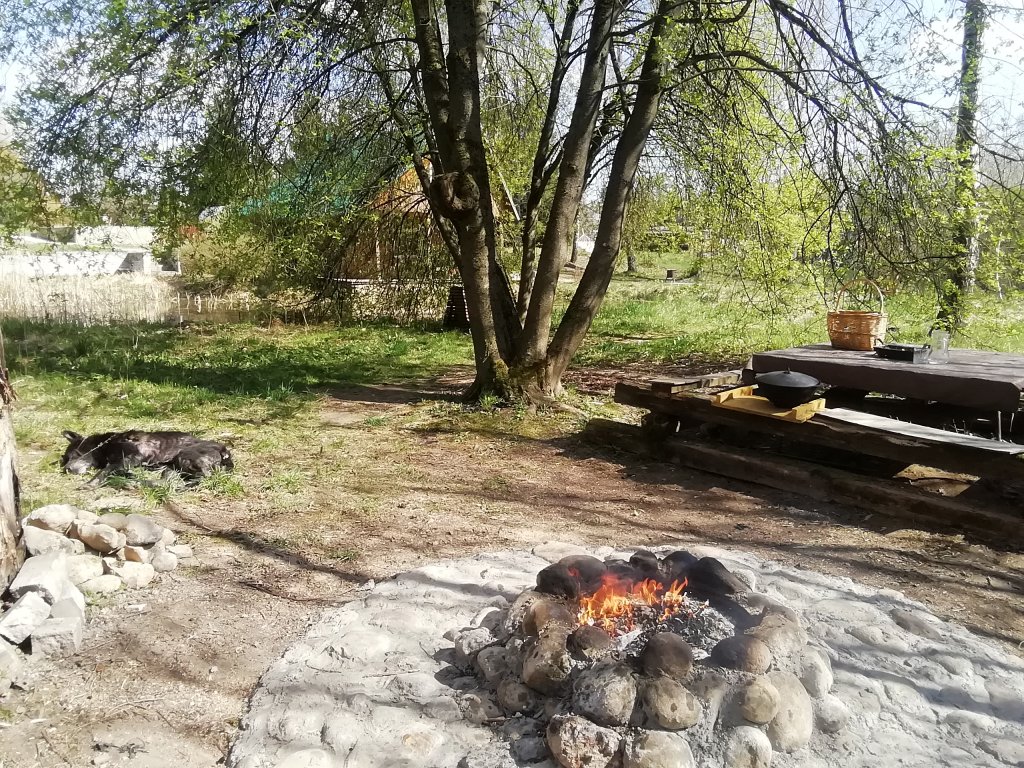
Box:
(834, 278), (885, 314)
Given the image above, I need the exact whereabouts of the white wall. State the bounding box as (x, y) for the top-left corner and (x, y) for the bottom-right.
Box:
(0, 249), (139, 276)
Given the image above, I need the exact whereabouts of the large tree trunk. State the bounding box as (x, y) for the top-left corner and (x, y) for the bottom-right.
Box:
(517, 2), (581, 323)
(411, 0), (521, 397)
(0, 341), (24, 589)
(517, 0), (619, 371)
(939, 0), (986, 331)
(544, 1), (675, 388)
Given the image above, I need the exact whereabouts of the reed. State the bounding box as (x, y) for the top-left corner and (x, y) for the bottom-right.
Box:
(0, 273), (177, 325)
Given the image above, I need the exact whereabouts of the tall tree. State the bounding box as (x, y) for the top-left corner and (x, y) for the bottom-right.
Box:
(0, 0), (941, 400)
(939, 0), (988, 330)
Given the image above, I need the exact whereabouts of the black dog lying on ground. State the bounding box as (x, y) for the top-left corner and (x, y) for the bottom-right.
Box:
(60, 430), (234, 486)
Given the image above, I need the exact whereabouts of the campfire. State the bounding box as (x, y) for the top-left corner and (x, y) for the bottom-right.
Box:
(576, 574), (687, 636)
(451, 548), (833, 768)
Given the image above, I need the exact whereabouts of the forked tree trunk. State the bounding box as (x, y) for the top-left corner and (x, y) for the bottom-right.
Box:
(407, 0), (674, 402)
(544, 1), (675, 389)
(0, 343), (24, 588)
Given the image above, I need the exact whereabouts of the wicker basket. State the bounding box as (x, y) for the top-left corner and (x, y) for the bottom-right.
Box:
(827, 279), (888, 351)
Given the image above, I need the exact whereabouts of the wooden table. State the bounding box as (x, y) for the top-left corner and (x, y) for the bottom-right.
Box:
(745, 344), (1024, 413)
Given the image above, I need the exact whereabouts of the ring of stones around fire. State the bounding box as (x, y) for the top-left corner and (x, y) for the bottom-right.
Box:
(226, 544), (1024, 768)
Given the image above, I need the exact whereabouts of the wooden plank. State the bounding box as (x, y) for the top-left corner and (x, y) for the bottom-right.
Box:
(650, 377), (699, 394)
(614, 381), (1024, 482)
(584, 419), (1023, 544)
(699, 370), (743, 387)
(823, 408), (1024, 455)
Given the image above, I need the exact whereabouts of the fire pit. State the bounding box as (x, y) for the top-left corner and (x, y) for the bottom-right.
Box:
(450, 549), (828, 767)
(227, 544), (1024, 768)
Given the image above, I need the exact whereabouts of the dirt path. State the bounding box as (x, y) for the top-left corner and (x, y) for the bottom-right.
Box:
(1, 382), (1021, 767)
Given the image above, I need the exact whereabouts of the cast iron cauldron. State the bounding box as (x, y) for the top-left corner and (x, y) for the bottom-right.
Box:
(754, 369), (821, 408)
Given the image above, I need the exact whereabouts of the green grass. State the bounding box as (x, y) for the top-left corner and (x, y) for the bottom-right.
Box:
(3, 319), (473, 513)
(570, 261), (1024, 366)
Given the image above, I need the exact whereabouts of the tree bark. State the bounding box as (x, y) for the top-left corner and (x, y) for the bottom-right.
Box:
(939, 0), (986, 331)
(517, 0), (619, 371)
(517, 2), (581, 323)
(0, 339), (24, 589)
(411, 0), (521, 396)
(545, 1), (675, 387)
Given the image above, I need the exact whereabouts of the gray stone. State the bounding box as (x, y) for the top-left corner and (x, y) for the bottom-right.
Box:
(572, 662), (638, 727)
(687, 671), (732, 728)
(739, 676), (780, 724)
(510, 735), (549, 764)
(523, 599), (576, 637)
(74, 509), (99, 524)
(151, 551), (178, 572)
(497, 679), (540, 715)
(547, 713), (620, 768)
(0, 640), (23, 694)
(96, 512), (128, 530)
(641, 633), (694, 680)
(798, 646), (833, 698)
(55, 580), (86, 615)
(30, 616), (83, 657)
(747, 613), (808, 660)
(166, 544), (193, 559)
(24, 504), (79, 535)
(24, 526), (82, 556)
(724, 726), (773, 768)
(979, 738), (1024, 765)
(460, 691), (503, 724)
(475, 645), (510, 685)
(711, 635), (773, 674)
(642, 677), (703, 730)
(122, 545), (152, 564)
(0, 592), (52, 644)
(814, 694), (850, 733)
(49, 595), (86, 623)
(124, 514), (164, 546)
(9, 552), (68, 604)
(72, 523), (122, 554)
(847, 624), (909, 653)
(522, 633), (572, 695)
(765, 671), (814, 753)
(66, 554), (104, 585)
(80, 574), (123, 594)
(568, 625), (613, 661)
(455, 627), (498, 667)
(107, 561), (155, 589)
(274, 749), (335, 768)
(160, 527), (177, 546)
(622, 729), (695, 768)
(890, 608), (942, 639)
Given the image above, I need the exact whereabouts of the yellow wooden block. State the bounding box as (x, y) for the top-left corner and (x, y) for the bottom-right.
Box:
(711, 386), (825, 423)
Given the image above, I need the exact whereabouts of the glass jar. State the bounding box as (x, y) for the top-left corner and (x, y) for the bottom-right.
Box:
(928, 330), (950, 365)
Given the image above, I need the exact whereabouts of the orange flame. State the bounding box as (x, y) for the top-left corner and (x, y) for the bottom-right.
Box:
(577, 575), (688, 635)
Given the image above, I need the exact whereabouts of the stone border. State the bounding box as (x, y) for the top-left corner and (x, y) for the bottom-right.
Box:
(227, 544), (1024, 768)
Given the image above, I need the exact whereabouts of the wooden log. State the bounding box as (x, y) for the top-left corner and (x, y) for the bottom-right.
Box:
(615, 382), (1024, 483)
(583, 419), (1023, 544)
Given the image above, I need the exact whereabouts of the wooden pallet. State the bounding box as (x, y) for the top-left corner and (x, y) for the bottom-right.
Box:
(583, 418), (1023, 545)
(711, 386), (826, 423)
(615, 380), (1024, 483)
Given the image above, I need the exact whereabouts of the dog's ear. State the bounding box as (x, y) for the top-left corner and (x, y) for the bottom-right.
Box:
(62, 430), (84, 443)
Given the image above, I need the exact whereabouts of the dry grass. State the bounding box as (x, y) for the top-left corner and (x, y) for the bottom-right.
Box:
(0, 273), (177, 324)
